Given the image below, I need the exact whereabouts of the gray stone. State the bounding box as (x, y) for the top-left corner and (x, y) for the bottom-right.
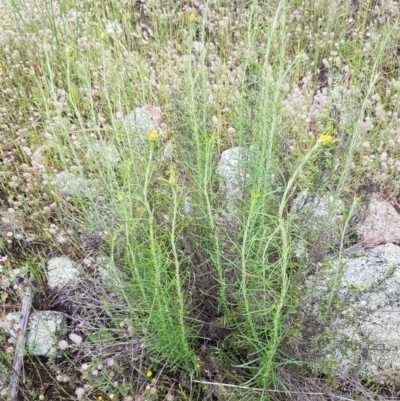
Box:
(52, 171), (100, 196)
(291, 190), (345, 257)
(123, 106), (163, 147)
(299, 243), (400, 380)
(216, 147), (249, 206)
(85, 141), (120, 166)
(5, 311), (67, 357)
(292, 190), (344, 221)
(96, 256), (118, 286)
(47, 257), (79, 289)
(182, 195), (192, 216)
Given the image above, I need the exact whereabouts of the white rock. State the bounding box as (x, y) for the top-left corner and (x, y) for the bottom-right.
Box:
(47, 257), (79, 289)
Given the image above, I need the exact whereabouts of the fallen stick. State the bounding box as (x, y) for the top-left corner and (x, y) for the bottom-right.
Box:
(8, 282), (34, 401)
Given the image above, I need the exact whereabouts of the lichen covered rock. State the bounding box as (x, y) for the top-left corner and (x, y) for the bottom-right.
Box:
(47, 257), (79, 289)
(6, 311), (67, 356)
(296, 243), (400, 381)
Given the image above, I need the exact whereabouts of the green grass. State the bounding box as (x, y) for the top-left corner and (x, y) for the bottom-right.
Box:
(1, 0), (400, 400)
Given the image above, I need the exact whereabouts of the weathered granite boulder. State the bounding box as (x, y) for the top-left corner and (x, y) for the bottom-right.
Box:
(359, 194), (400, 247)
(5, 311), (67, 357)
(297, 243), (400, 382)
(47, 257), (79, 289)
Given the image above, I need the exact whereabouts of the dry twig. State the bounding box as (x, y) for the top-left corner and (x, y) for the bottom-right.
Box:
(8, 281), (34, 401)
